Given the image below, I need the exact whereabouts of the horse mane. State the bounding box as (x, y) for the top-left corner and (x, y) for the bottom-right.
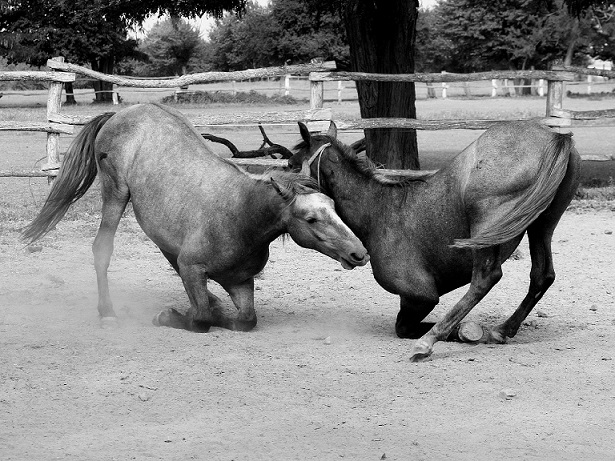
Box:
(294, 136), (434, 187)
(252, 169), (321, 199)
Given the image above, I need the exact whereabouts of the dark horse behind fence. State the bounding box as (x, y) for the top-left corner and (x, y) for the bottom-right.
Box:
(290, 120), (580, 361)
(22, 103), (369, 332)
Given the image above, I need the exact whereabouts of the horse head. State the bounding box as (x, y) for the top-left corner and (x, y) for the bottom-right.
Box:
(270, 174), (369, 270)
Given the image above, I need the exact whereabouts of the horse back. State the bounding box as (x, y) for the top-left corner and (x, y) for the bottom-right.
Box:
(449, 121), (577, 249)
(93, 104), (254, 252)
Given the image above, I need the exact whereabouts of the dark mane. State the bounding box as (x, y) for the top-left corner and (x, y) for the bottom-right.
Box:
(294, 136), (435, 187)
(253, 169), (320, 198)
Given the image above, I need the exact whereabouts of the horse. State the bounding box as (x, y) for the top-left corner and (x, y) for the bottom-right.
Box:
(290, 120), (580, 361)
(22, 103), (369, 333)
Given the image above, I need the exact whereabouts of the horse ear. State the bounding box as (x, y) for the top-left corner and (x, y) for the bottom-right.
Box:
(270, 177), (291, 200)
(300, 160), (311, 177)
(327, 121), (338, 139)
(298, 122), (311, 146)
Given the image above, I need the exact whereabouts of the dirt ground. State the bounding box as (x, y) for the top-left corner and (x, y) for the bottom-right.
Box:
(1, 97), (615, 459)
(1, 202), (614, 460)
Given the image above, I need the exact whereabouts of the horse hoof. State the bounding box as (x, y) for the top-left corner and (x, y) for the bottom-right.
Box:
(409, 351), (432, 363)
(409, 340), (433, 362)
(100, 316), (118, 329)
(153, 309), (186, 329)
(453, 321), (486, 343)
(485, 328), (507, 344)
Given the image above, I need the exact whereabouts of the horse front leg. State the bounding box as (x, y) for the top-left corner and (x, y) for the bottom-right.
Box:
(153, 261), (214, 332)
(218, 278), (257, 332)
(409, 247), (503, 362)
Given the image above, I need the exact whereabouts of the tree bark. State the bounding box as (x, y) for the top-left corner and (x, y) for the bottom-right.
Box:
(64, 82), (77, 105)
(91, 56), (115, 103)
(343, 0), (420, 169)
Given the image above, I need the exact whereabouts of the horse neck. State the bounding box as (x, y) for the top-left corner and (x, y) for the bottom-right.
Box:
(239, 179), (288, 245)
(322, 162), (388, 238)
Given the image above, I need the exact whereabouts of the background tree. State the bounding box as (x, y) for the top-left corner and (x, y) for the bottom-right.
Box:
(135, 18), (210, 76)
(208, 3), (280, 70)
(342, 0), (420, 169)
(0, 0), (247, 101)
(271, 0), (349, 67)
(206, 1), (348, 70)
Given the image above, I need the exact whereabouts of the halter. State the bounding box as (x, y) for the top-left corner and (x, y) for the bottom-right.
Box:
(306, 142), (330, 191)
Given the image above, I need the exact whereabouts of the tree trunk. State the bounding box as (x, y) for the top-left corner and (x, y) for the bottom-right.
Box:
(343, 0), (420, 170)
(91, 56), (115, 103)
(64, 82), (77, 105)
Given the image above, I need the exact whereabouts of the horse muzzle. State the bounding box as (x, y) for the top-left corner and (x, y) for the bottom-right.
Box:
(339, 251), (370, 270)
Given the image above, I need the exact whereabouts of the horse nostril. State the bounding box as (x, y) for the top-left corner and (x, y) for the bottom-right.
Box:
(350, 252), (363, 262)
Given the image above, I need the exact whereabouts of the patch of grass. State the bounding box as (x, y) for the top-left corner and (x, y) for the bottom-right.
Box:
(574, 185), (615, 201)
(161, 90), (306, 105)
(567, 90), (615, 99)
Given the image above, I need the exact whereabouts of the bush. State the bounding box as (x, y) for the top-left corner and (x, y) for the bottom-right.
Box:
(161, 90), (305, 105)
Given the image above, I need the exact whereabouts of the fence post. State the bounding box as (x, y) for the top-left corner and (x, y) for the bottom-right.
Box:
(45, 56), (64, 183)
(491, 79), (498, 97)
(441, 71), (447, 99)
(538, 79), (545, 97)
(310, 76), (324, 109)
(587, 74), (592, 95)
(337, 80), (343, 104)
(285, 74), (290, 96)
(546, 79), (563, 117)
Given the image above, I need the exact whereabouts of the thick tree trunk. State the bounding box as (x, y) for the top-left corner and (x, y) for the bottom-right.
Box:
(64, 82), (77, 105)
(91, 56), (115, 103)
(344, 0), (420, 170)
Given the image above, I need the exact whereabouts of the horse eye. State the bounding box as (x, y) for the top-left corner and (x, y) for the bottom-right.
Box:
(306, 217), (317, 224)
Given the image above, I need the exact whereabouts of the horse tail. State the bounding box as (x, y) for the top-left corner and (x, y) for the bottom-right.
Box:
(452, 131), (575, 249)
(22, 112), (115, 243)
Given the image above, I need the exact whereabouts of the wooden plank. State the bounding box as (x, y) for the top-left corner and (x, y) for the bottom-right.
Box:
(334, 118), (506, 130)
(550, 108), (615, 120)
(310, 70), (577, 83)
(0, 170), (56, 178)
(48, 113), (89, 125)
(49, 109), (332, 127)
(47, 59), (336, 87)
(580, 154), (614, 161)
(0, 121), (73, 134)
(190, 108), (332, 127)
(554, 65), (615, 79)
(543, 117), (615, 128)
(0, 71), (75, 83)
(232, 158), (288, 168)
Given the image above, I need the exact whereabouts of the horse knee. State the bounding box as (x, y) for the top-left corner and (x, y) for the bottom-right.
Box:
(530, 270), (555, 294)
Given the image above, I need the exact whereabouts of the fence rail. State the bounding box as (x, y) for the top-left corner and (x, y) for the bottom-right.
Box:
(1, 58), (614, 178)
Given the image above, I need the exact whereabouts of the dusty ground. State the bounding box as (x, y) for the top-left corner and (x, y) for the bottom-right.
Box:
(1, 203), (614, 460)
(1, 96), (615, 459)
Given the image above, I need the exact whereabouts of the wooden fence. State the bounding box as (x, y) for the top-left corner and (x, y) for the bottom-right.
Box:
(1, 57), (615, 178)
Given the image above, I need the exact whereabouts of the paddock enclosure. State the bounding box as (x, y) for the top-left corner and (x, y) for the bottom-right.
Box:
(1, 61), (615, 459)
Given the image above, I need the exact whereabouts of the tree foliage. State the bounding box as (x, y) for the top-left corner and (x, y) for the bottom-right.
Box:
(0, 0), (247, 100)
(208, 3), (281, 70)
(136, 18), (210, 76)
(206, 0), (349, 71)
(414, 0), (614, 72)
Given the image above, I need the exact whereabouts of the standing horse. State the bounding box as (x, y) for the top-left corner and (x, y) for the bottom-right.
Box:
(290, 120), (580, 361)
(22, 104), (369, 332)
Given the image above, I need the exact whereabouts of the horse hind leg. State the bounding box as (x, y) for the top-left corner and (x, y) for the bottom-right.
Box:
(93, 184), (130, 323)
(489, 160), (577, 342)
(490, 224), (556, 341)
